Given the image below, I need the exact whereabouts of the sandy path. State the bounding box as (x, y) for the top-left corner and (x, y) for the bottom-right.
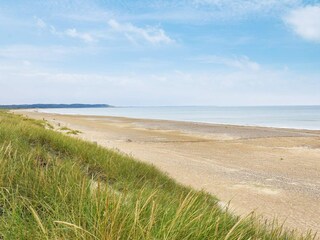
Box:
(15, 110), (320, 235)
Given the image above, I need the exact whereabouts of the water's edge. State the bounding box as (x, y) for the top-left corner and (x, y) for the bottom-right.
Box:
(36, 106), (320, 130)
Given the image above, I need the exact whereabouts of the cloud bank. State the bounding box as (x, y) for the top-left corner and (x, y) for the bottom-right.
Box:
(108, 19), (173, 44)
(284, 5), (320, 43)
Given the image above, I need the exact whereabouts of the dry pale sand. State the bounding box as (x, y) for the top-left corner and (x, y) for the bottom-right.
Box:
(15, 110), (320, 235)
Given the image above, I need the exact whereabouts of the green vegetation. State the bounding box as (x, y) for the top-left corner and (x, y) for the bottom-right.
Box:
(0, 111), (316, 239)
(59, 126), (72, 131)
(59, 126), (82, 135)
(67, 130), (82, 135)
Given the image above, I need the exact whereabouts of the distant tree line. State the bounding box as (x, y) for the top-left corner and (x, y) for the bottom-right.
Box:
(0, 104), (112, 109)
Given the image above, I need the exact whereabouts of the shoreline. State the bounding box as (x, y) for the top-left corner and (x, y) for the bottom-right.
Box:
(24, 108), (320, 133)
(33, 106), (320, 131)
(14, 110), (320, 234)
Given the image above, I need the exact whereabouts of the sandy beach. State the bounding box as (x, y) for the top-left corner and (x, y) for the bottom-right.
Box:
(15, 110), (320, 234)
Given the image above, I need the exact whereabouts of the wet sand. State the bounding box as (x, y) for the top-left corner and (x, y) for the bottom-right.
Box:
(15, 110), (320, 235)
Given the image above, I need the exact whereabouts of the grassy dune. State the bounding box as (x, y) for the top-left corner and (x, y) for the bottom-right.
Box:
(0, 111), (316, 239)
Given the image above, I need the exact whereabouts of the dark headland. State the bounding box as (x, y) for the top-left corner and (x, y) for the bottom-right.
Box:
(0, 104), (111, 109)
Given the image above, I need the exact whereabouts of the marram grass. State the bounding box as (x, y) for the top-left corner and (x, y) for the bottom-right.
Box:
(0, 111), (316, 239)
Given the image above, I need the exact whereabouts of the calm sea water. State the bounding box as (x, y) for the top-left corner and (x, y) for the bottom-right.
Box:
(39, 106), (320, 130)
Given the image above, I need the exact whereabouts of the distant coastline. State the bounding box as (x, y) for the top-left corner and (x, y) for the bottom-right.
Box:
(0, 104), (112, 109)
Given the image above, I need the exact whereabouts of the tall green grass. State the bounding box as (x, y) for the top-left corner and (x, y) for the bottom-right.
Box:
(0, 111), (316, 239)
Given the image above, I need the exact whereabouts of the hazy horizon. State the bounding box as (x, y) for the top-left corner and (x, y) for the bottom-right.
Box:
(2, 103), (320, 108)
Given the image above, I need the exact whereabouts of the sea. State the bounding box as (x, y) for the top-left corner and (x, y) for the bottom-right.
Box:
(38, 106), (320, 130)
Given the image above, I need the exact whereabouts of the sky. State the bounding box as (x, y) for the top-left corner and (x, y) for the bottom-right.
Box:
(0, 0), (320, 106)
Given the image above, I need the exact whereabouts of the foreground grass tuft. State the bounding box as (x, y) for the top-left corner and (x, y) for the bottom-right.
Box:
(0, 111), (316, 239)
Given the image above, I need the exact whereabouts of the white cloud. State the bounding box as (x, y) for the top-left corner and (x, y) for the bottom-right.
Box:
(65, 28), (95, 43)
(34, 16), (46, 29)
(194, 55), (261, 71)
(33, 16), (96, 43)
(49, 25), (58, 35)
(108, 19), (173, 44)
(284, 5), (320, 43)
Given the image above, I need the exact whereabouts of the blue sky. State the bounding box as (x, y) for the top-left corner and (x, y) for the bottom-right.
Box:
(0, 0), (320, 106)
